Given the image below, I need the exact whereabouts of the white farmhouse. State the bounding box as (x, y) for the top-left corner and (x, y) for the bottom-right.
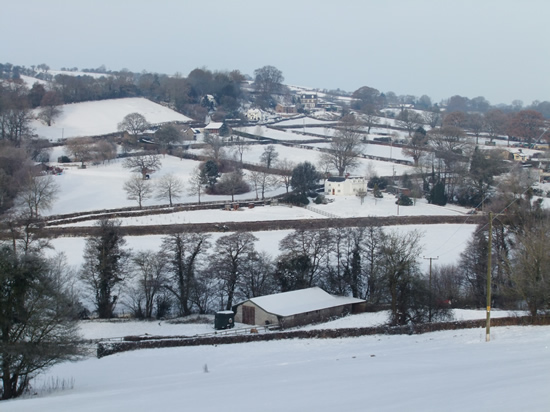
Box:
(324, 175), (366, 196)
(246, 108), (262, 122)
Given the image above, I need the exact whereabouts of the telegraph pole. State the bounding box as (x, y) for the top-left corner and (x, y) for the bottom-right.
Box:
(486, 212), (493, 342)
(424, 256), (439, 322)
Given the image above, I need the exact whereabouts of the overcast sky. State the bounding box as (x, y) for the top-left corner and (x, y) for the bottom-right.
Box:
(2, 0), (548, 106)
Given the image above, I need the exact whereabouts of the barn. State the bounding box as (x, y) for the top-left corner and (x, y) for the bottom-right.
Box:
(234, 287), (366, 329)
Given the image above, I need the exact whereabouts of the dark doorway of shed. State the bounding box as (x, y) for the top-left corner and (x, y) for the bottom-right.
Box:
(242, 306), (255, 324)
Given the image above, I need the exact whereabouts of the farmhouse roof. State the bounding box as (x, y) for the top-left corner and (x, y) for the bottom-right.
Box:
(204, 122), (224, 130)
(244, 287), (364, 317)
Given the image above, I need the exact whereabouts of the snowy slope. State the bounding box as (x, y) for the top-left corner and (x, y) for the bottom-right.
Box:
(4, 326), (549, 412)
(31, 97), (192, 141)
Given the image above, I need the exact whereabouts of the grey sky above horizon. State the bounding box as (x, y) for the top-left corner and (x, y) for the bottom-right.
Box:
(2, 0), (548, 106)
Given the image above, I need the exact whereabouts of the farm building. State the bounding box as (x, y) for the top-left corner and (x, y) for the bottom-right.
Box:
(324, 175), (366, 196)
(234, 287), (366, 328)
(203, 121), (224, 134)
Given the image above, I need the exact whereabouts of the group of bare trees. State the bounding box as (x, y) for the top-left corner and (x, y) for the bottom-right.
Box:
(65, 137), (117, 166)
(432, 205), (550, 317)
(76, 220), (456, 327)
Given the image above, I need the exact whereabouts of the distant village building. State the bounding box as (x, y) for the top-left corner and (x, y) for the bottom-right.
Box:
(246, 108), (262, 122)
(275, 103), (297, 115)
(234, 287), (366, 328)
(324, 175), (366, 196)
(509, 149), (529, 162)
(299, 93), (318, 109)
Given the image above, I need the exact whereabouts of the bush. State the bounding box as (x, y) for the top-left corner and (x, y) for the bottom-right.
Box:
(281, 192), (309, 206)
(314, 195), (325, 204)
(58, 155), (72, 163)
(396, 194), (413, 206)
(368, 176), (389, 190)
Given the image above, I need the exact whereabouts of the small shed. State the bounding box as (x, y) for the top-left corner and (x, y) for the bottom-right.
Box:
(214, 310), (235, 330)
(234, 287), (366, 329)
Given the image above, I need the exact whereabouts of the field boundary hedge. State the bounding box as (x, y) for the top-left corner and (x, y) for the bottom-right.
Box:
(96, 315), (549, 358)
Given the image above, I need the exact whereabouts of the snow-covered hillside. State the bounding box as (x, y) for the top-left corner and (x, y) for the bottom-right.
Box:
(32, 97), (192, 141)
(5, 325), (549, 412)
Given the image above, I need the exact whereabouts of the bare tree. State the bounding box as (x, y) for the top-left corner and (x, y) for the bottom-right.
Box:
(402, 127), (429, 167)
(279, 229), (332, 288)
(16, 174), (59, 218)
(122, 154), (162, 179)
(361, 106), (380, 133)
(127, 250), (168, 319)
(467, 113), (485, 145)
(276, 158), (295, 193)
(203, 132), (225, 163)
(249, 170), (279, 200)
(188, 165), (205, 204)
(509, 217), (550, 317)
(379, 229), (424, 325)
(93, 139), (117, 164)
(37, 90), (63, 127)
(210, 232), (259, 310)
(238, 251), (277, 299)
(232, 135), (250, 164)
(156, 173), (184, 206)
(154, 123), (183, 152)
(260, 145), (279, 169)
(423, 111), (442, 129)
(320, 115), (364, 176)
(216, 168), (249, 202)
(396, 109), (424, 136)
(117, 112), (149, 138)
(162, 233), (211, 316)
(484, 109), (508, 142)
(65, 137), (95, 167)
(124, 174), (154, 208)
(253, 65), (284, 96)
(428, 126), (472, 200)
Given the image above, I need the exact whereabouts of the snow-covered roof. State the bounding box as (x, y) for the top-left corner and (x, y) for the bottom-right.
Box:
(204, 122), (224, 130)
(245, 287), (365, 317)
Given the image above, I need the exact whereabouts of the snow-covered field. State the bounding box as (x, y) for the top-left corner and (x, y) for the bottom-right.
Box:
(44, 150), (477, 272)
(236, 125), (324, 142)
(5, 324), (549, 412)
(32, 97), (192, 141)
(74, 309), (521, 340)
(48, 222), (476, 276)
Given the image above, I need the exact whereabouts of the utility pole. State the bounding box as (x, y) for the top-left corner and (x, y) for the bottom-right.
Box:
(424, 256), (439, 322)
(486, 211), (493, 342)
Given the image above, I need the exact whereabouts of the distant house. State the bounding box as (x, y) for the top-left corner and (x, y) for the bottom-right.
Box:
(275, 103), (297, 114)
(234, 287), (366, 328)
(299, 93), (318, 109)
(246, 109), (262, 122)
(181, 127), (196, 141)
(203, 122), (224, 134)
(324, 175), (366, 196)
(509, 150), (529, 162)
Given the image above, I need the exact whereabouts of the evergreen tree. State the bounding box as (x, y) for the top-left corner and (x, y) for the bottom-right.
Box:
(80, 219), (130, 318)
(428, 180), (447, 205)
